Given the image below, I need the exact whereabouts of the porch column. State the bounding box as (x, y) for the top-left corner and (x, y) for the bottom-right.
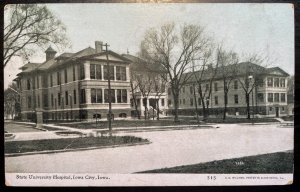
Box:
(101, 65), (104, 80)
(126, 66), (130, 82)
(102, 88), (104, 103)
(114, 66), (116, 81)
(84, 61), (90, 80)
(86, 89), (91, 104)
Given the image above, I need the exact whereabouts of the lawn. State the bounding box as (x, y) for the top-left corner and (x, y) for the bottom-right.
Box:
(5, 136), (149, 154)
(139, 151), (293, 173)
(56, 117), (278, 129)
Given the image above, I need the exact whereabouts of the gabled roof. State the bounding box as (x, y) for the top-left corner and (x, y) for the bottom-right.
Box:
(45, 46), (57, 53)
(56, 52), (74, 59)
(80, 50), (132, 64)
(265, 67), (290, 76)
(19, 62), (41, 70)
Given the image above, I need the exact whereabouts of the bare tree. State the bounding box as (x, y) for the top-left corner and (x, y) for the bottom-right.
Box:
(237, 53), (270, 119)
(136, 73), (154, 120)
(152, 74), (168, 120)
(4, 83), (20, 119)
(216, 46), (239, 120)
(4, 4), (70, 68)
(130, 72), (141, 119)
(190, 45), (217, 121)
(140, 23), (210, 122)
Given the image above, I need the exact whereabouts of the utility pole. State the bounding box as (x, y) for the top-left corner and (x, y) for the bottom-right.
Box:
(103, 43), (112, 136)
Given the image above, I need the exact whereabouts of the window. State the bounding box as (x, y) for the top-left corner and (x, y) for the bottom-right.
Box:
(80, 89), (86, 104)
(122, 89), (127, 103)
(214, 83), (218, 92)
(205, 84), (209, 91)
(50, 74), (53, 87)
(234, 80), (238, 89)
(57, 72), (61, 85)
(64, 69), (68, 83)
(280, 79), (285, 87)
(190, 86), (193, 94)
(80, 65), (85, 80)
(51, 94), (54, 107)
(234, 95), (239, 104)
(65, 91), (69, 105)
(73, 65), (76, 81)
(161, 99), (165, 107)
(104, 65), (114, 80)
(274, 93), (279, 102)
(91, 89), (102, 103)
(268, 93), (273, 102)
(27, 79), (31, 90)
(104, 89), (115, 103)
(37, 95), (40, 107)
(168, 99), (172, 106)
(90, 64), (102, 79)
(267, 77), (273, 87)
(58, 93), (61, 106)
(182, 87), (185, 93)
(44, 75), (49, 87)
(43, 94), (48, 107)
(190, 98), (193, 106)
(37, 76), (39, 89)
(27, 96), (31, 108)
(215, 96), (218, 105)
(281, 93), (286, 102)
(257, 93), (264, 102)
(198, 98), (202, 105)
(73, 90), (77, 104)
(183, 99), (186, 105)
(116, 66), (126, 81)
(269, 107), (273, 111)
(274, 78), (279, 87)
(116, 89), (127, 103)
(179, 99), (181, 105)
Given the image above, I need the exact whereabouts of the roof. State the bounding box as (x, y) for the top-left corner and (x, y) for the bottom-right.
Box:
(19, 62), (41, 70)
(56, 52), (74, 59)
(122, 54), (166, 73)
(183, 62), (289, 84)
(45, 46), (57, 53)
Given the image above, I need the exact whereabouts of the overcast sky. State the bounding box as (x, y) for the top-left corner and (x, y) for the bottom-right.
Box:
(4, 3), (294, 89)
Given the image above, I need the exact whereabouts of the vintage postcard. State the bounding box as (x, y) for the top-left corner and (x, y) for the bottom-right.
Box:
(4, 3), (294, 186)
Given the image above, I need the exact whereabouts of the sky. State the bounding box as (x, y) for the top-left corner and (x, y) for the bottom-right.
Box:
(4, 3), (294, 89)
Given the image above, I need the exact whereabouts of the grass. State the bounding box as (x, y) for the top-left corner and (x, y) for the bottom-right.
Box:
(139, 151), (293, 174)
(57, 119), (201, 129)
(56, 117), (278, 129)
(5, 136), (149, 154)
(204, 117), (278, 124)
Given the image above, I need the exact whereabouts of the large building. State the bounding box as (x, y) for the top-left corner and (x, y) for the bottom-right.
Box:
(168, 62), (290, 117)
(15, 41), (132, 122)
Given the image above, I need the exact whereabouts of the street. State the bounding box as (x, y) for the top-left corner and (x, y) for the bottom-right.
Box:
(5, 123), (293, 173)
(5, 124), (294, 173)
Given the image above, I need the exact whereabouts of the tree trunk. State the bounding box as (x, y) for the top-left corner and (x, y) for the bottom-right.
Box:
(130, 82), (140, 119)
(193, 86), (200, 123)
(246, 93), (250, 119)
(173, 94), (179, 122)
(223, 90), (228, 121)
(156, 99), (160, 120)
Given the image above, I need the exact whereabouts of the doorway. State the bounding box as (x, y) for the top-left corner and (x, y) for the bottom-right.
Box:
(275, 107), (279, 117)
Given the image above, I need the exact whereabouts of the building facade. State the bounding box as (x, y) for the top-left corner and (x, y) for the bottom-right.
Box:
(168, 63), (290, 117)
(15, 41), (132, 122)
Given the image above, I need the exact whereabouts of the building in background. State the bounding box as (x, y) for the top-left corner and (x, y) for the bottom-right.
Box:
(168, 62), (290, 117)
(123, 54), (168, 118)
(14, 41), (132, 122)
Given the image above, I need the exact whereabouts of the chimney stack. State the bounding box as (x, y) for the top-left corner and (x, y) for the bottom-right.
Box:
(95, 41), (103, 53)
(45, 46), (57, 61)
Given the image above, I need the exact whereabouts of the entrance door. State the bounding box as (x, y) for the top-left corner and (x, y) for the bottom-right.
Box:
(275, 107), (279, 117)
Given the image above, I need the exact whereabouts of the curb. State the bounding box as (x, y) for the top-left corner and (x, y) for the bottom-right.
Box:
(5, 141), (151, 157)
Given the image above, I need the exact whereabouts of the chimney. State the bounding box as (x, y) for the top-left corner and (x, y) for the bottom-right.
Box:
(45, 46), (57, 61)
(95, 41), (103, 53)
